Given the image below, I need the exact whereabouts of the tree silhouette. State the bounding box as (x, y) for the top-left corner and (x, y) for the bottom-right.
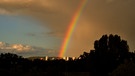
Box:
(94, 35), (129, 58)
(94, 34), (129, 75)
(85, 34), (130, 76)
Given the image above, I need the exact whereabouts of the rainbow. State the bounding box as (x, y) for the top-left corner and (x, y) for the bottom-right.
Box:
(59, 0), (88, 57)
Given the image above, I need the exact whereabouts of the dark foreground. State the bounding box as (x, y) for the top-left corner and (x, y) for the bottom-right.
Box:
(1, 35), (135, 76)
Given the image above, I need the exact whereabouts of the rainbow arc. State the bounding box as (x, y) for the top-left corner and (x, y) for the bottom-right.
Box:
(59, 0), (88, 57)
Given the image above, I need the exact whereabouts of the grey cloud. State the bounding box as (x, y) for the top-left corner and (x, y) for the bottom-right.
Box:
(0, 0), (81, 36)
(27, 33), (37, 37)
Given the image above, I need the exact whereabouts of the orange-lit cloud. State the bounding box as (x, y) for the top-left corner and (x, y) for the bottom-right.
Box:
(0, 0), (135, 57)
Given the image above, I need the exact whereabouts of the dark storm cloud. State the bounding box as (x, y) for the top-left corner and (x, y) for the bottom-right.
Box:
(83, 0), (135, 51)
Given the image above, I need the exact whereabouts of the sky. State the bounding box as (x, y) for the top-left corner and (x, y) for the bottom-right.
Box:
(0, 0), (135, 57)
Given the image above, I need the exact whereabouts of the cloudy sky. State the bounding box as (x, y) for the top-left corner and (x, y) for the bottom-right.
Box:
(0, 0), (134, 57)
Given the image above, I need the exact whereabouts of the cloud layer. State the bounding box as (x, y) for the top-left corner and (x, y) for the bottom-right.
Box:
(0, 0), (135, 57)
(0, 42), (57, 57)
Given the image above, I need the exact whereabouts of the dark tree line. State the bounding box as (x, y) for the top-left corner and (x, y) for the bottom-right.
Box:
(0, 34), (135, 76)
